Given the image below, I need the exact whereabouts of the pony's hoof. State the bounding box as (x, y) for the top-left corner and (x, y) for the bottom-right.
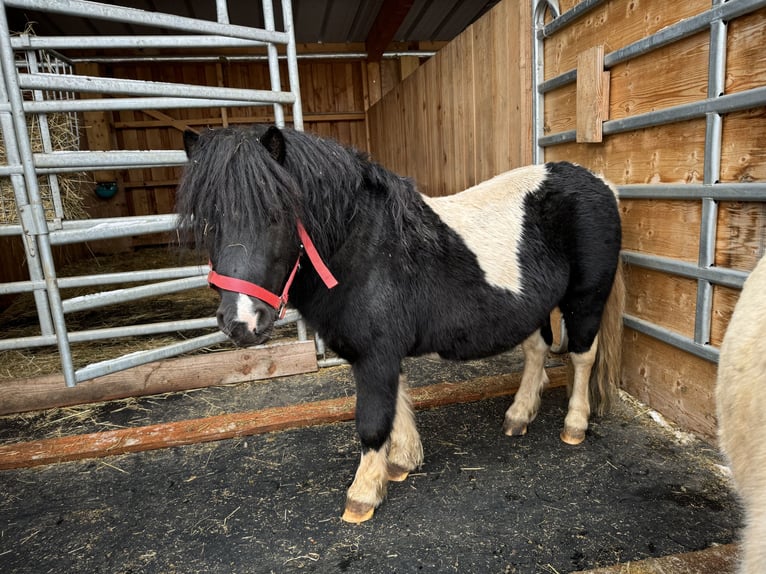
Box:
(503, 420), (528, 437)
(387, 462), (410, 482)
(341, 500), (375, 523)
(560, 427), (586, 445)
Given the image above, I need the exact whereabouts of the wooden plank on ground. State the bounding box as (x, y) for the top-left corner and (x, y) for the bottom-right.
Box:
(0, 366), (568, 470)
(0, 340), (317, 416)
(570, 543), (738, 574)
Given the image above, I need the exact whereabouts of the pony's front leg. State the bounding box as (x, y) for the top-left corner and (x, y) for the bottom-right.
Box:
(561, 335), (598, 445)
(503, 329), (550, 436)
(342, 358), (401, 523)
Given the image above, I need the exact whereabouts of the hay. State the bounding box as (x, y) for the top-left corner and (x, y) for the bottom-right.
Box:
(0, 247), (303, 380)
(0, 33), (90, 224)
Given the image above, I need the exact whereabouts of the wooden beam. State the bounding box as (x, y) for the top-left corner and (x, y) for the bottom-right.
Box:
(366, 0), (415, 61)
(0, 341), (317, 416)
(0, 367), (568, 470)
(576, 45), (610, 143)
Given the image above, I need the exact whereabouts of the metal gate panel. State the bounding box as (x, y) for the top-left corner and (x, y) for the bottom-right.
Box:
(0, 0), (305, 387)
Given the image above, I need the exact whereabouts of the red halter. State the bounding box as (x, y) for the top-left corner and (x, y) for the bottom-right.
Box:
(207, 221), (338, 319)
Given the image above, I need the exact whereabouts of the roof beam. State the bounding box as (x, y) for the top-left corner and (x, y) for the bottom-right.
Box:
(365, 0), (415, 61)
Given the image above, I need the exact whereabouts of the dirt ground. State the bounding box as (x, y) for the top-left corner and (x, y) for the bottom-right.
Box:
(0, 352), (741, 574)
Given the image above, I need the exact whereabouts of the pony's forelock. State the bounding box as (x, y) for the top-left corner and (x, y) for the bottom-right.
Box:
(175, 127), (302, 249)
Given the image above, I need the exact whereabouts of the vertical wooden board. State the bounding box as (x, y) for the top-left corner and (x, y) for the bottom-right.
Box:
(472, 2), (513, 183)
(720, 108), (766, 183)
(620, 198), (701, 262)
(726, 7), (766, 94)
(543, 0), (709, 81)
(710, 283), (741, 348)
(715, 200), (766, 271)
(608, 32), (709, 121)
(621, 329), (718, 441)
(543, 119), (707, 183)
(624, 264), (697, 339)
(576, 45), (609, 143)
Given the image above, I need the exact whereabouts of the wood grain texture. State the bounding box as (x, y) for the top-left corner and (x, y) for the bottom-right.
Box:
(0, 341), (317, 416)
(0, 367), (569, 470)
(576, 45), (610, 143)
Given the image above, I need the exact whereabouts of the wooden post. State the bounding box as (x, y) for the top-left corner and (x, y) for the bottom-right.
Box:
(576, 45), (610, 143)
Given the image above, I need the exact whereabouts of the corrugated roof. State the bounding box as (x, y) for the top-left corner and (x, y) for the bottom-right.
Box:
(5, 0), (500, 47)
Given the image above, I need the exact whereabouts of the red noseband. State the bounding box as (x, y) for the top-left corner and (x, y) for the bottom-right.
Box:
(207, 221), (338, 319)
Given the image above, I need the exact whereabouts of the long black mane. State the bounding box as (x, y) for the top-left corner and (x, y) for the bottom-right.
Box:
(177, 125), (431, 255)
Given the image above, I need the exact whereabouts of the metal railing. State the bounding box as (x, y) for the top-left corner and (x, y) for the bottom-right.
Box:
(531, 0), (766, 363)
(0, 0), (306, 386)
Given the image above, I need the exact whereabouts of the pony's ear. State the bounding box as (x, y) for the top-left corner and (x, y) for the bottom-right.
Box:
(260, 126), (286, 164)
(183, 130), (199, 157)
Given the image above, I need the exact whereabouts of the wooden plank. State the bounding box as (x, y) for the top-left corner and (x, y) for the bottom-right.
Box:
(0, 366), (569, 470)
(721, 108), (766, 183)
(726, 7), (766, 95)
(366, 0), (415, 61)
(620, 198), (701, 262)
(0, 340), (317, 416)
(576, 45), (610, 143)
(710, 283), (741, 348)
(571, 543), (738, 574)
(544, 119), (708, 184)
(543, 0), (709, 81)
(624, 264), (697, 340)
(621, 329), (718, 441)
(715, 200), (766, 271)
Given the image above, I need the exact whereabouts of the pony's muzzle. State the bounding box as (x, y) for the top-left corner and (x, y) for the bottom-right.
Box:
(216, 293), (275, 347)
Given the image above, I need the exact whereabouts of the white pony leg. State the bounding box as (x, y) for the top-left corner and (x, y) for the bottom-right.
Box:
(740, 496), (766, 574)
(343, 446), (389, 523)
(504, 330), (550, 436)
(387, 375), (423, 481)
(561, 335), (598, 445)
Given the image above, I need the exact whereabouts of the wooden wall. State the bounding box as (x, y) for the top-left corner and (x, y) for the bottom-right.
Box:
(367, 0), (533, 197)
(541, 0), (766, 440)
(366, 0), (765, 440)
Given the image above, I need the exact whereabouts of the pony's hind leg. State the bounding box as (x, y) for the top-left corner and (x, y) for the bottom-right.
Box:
(387, 374), (423, 482)
(342, 357), (400, 523)
(503, 328), (550, 436)
(561, 334), (598, 445)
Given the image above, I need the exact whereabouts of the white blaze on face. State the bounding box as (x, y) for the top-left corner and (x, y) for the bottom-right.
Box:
(422, 164), (548, 294)
(236, 293), (262, 333)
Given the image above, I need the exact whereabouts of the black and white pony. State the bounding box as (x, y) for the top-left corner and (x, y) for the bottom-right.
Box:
(717, 255), (766, 573)
(176, 125), (624, 523)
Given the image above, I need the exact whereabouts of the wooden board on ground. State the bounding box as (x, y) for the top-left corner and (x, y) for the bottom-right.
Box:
(0, 340), (317, 416)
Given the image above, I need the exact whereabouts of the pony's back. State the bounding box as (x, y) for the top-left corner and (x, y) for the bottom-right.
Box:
(717, 255), (766, 574)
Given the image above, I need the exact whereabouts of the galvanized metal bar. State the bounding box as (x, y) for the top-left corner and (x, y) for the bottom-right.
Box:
(4, 0), (290, 43)
(24, 97), (277, 114)
(281, 0), (303, 130)
(617, 182), (766, 201)
(0, 4), (75, 384)
(262, 0), (285, 127)
(32, 150), (188, 174)
(623, 314), (720, 363)
(215, 0), (230, 24)
(538, 85), (766, 146)
(539, 0), (604, 38)
(694, 15), (728, 346)
(0, 265), (206, 295)
(0, 318), (218, 351)
(12, 35), (269, 50)
(532, 0), (557, 164)
(621, 251), (748, 290)
(62, 276), (209, 314)
(18, 73), (297, 104)
(73, 309), (302, 383)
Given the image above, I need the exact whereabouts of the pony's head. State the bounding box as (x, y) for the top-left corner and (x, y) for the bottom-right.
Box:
(177, 125), (302, 346)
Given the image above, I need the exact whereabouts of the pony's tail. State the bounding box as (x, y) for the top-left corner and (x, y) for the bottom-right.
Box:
(590, 259), (625, 415)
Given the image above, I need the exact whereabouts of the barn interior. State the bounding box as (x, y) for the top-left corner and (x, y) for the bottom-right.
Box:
(0, 0), (764, 572)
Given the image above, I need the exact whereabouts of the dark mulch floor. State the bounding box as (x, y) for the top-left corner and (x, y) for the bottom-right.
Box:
(0, 365), (740, 574)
